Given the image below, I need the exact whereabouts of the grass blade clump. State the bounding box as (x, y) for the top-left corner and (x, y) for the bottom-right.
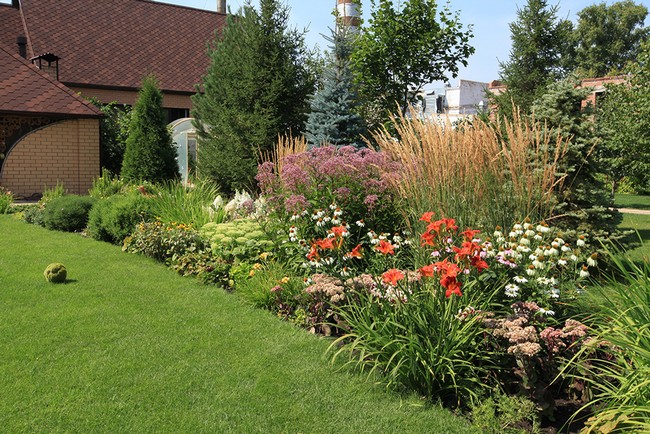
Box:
(374, 110), (566, 230)
(149, 178), (223, 227)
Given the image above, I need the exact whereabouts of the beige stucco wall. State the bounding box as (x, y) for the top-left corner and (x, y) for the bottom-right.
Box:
(0, 119), (99, 198)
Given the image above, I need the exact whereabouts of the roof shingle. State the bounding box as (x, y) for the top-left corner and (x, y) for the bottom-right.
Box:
(0, 45), (103, 117)
(12, 0), (226, 93)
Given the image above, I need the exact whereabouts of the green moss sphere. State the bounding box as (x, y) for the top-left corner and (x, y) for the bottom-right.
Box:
(44, 263), (67, 283)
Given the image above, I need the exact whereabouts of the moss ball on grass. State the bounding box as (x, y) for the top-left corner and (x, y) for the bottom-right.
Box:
(44, 263), (67, 283)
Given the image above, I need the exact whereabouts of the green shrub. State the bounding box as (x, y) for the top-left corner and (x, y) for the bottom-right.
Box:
(89, 169), (129, 199)
(330, 277), (500, 408)
(39, 181), (66, 205)
(169, 250), (229, 286)
(44, 263), (67, 283)
(43, 195), (96, 232)
(123, 220), (208, 263)
(201, 220), (273, 262)
(0, 187), (14, 214)
(471, 393), (540, 434)
(22, 204), (45, 226)
(149, 179), (223, 226)
(88, 193), (152, 244)
(569, 252), (650, 432)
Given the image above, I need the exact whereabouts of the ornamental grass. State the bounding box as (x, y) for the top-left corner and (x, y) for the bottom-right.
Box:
(374, 110), (567, 230)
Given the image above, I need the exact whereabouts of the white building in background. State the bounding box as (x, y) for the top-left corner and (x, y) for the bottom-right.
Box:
(417, 79), (489, 124)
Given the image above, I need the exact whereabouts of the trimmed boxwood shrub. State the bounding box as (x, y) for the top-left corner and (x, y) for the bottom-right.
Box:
(88, 193), (152, 244)
(43, 195), (96, 232)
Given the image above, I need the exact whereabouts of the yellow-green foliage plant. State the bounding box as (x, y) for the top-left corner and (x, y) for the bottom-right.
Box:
(374, 110), (567, 231)
(569, 252), (650, 433)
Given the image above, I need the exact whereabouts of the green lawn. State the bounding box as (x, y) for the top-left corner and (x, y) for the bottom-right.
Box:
(618, 213), (650, 263)
(0, 216), (474, 433)
(614, 193), (650, 210)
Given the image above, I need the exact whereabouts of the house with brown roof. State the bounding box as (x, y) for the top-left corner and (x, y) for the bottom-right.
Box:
(0, 45), (102, 198)
(0, 0), (228, 197)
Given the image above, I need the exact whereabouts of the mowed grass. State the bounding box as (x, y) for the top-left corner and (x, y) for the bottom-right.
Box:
(0, 216), (474, 433)
(614, 193), (650, 210)
(618, 213), (650, 263)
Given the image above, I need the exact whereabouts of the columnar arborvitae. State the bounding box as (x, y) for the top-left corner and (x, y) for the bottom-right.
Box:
(192, 0), (312, 194)
(121, 75), (178, 183)
(305, 27), (365, 148)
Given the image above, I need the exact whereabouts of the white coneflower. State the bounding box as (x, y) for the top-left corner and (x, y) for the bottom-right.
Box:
(356, 219), (365, 227)
(539, 308), (555, 316)
(577, 236), (586, 247)
(508, 231), (518, 238)
(517, 245), (531, 254)
(505, 284), (520, 298)
(519, 237), (530, 246)
(316, 218), (325, 227)
(529, 254), (538, 261)
(524, 222), (534, 230)
(579, 267), (590, 278)
(561, 244), (572, 253)
(493, 228), (503, 238)
(514, 276), (528, 283)
(290, 213), (300, 221)
(525, 229), (536, 237)
(533, 259), (544, 269)
(537, 223), (551, 233)
(587, 254), (597, 267)
(534, 233), (543, 241)
(548, 248), (559, 256)
(331, 218), (341, 225)
(557, 258), (568, 266)
(551, 241), (560, 248)
(333, 208), (342, 217)
(526, 266), (537, 276)
(513, 223), (523, 231)
(340, 267), (350, 277)
(329, 203), (338, 210)
(570, 254), (579, 262)
(555, 238), (565, 245)
(537, 277), (551, 285)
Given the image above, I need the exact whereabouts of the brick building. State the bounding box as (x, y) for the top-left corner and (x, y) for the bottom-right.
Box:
(0, 46), (102, 198)
(0, 0), (228, 197)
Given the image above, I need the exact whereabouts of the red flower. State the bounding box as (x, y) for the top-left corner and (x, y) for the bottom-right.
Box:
(375, 239), (395, 255)
(471, 256), (489, 273)
(420, 211), (435, 223)
(453, 241), (481, 261)
(418, 264), (436, 277)
(331, 225), (348, 238)
(382, 268), (405, 286)
(316, 238), (335, 250)
(346, 244), (363, 259)
(442, 218), (458, 232)
(462, 228), (480, 241)
(420, 231), (436, 246)
(307, 244), (319, 261)
(426, 220), (445, 236)
(443, 278), (463, 297)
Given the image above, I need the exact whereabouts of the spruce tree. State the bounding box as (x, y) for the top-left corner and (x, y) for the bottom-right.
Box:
(493, 0), (573, 116)
(305, 27), (365, 148)
(532, 77), (619, 235)
(121, 75), (178, 183)
(192, 0), (312, 194)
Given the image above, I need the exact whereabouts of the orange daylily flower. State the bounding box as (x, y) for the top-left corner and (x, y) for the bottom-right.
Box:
(316, 238), (335, 250)
(346, 244), (363, 259)
(382, 268), (405, 286)
(375, 239), (395, 255)
(420, 211), (435, 223)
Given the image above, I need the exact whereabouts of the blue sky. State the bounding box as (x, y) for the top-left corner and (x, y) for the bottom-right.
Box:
(3, 0), (648, 84)
(162, 0), (649, 85)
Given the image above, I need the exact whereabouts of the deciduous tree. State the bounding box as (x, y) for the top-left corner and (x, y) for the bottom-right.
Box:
(352, 0), (474, 124)
(573, 0), (649, 78)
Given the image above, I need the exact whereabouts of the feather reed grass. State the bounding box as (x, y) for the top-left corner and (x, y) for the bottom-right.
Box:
(259, 133), (308, 178)
(373, 110), (567, 230)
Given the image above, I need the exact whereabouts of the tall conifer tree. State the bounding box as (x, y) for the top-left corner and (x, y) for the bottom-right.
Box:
(192, 0), (312, 194)
(305, 27), (365, 148)
(121, 75), (178, 183)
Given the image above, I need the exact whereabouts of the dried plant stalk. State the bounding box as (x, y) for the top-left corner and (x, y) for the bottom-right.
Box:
(373, 110), (567, 229)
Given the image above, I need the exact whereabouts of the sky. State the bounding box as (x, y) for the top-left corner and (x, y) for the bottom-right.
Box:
(159, 0), (650, 87)
(2, 0), (648, 85)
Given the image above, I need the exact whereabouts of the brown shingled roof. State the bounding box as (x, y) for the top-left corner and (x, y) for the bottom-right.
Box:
(14, 0), (226, 93)
(0, 45), (103, 117)
(0, 4), (24, 52)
